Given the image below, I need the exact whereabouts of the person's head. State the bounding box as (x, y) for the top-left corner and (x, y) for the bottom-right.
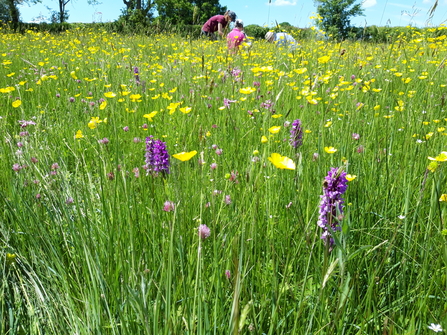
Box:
(225, 10), (237, 23)
(265, 31), (275, 42)
(235, 19), (244, 29)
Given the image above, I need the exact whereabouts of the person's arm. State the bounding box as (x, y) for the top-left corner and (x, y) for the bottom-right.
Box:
(217, 23), (224, 36)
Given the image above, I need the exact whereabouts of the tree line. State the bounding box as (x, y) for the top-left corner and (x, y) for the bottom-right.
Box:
(0, 0), (226, 28)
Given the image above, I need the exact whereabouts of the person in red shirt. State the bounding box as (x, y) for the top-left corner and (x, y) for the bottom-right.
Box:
(227, 19), (247, 52)
(202, 10), (237, 40)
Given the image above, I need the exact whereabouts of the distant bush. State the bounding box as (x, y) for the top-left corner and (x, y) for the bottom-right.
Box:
(244, 24), (269, 40)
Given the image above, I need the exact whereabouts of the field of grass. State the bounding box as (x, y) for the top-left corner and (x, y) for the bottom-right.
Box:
(2, 25), (447, 334)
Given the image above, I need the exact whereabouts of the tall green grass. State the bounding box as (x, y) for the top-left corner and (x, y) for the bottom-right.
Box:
(1, 26), (447, 334)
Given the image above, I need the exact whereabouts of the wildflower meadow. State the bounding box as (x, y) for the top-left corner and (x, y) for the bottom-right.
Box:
(2, 25), (447, 334)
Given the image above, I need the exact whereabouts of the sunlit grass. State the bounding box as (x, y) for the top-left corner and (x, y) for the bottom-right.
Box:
(2, 25), (447, 334)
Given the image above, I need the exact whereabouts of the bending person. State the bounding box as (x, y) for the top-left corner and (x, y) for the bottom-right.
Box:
(265, 31), (298, 50)
(202, 10), (237, 40)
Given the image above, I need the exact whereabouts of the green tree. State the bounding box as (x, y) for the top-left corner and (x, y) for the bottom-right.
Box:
(278, 21), (292, 27)
(314, 0), (363, 40)
(0, 1), (11, 22)
(5, 0), (22, 25)
(122, 0), (154, 17)
(155, 0), (226, 25)
(1, 0), (13, 22)
(118, 0), (155, 29)
(4, 0), (42, 26)
(193, 0), (226, 25)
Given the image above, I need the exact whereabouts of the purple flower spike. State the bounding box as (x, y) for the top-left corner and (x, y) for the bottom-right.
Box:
(289, 119), (303, 149)
(134, 66), (140, 84)
(144, 136), (170, 176)
(317, 167), (348, 249)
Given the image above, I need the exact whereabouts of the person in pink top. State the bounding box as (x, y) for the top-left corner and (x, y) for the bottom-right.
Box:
(201, 10), (237, 40)
(227, 19), (247, 52)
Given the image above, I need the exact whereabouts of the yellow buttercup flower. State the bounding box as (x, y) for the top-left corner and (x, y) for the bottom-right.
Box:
(104, 91), (116, 98)
(130, 94), (142, 102)
(294, 68), (307, 74)
(428, 161), (439, 172)
(239, 87), (256, 94)
(261, 136), (268, 143)
(75, 130), (84, 139)
(0, 86), (15, 93)
(425, 132), (434, 140)
(428, 152), (447, 162)
(268, 153), (296, 170)
(346, 174), (357, 181)
(162, 92), (173, 100)
(179, 106), (192, 114)
(268, 126), (281, 134)
(306, 97), (318, 105)
(143, 111), (158, 121)
(12, 100), (22, 108)
(173, 151), (197, 162)
(99, 100), (107, 110)
(439, 194), (447, 202)
(324, 146), (337, 154)
(88, 117), (102, 129)
(70, 71), (78, 80)
(167, 102), (182, 114)
(318, 55), (330, 64)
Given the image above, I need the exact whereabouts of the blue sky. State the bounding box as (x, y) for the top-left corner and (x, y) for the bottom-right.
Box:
(18, 0), (447, 28)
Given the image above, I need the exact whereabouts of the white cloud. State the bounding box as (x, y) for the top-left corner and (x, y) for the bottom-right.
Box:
(362, 0), (377, 8)
(269, 0), (297, 6)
